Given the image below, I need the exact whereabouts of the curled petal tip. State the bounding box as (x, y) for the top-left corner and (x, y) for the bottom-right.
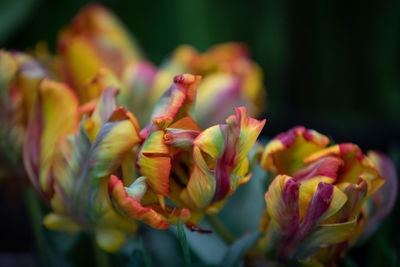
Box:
(173, 74), (201, 84)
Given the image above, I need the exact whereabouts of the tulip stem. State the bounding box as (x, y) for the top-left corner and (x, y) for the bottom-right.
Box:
(23, 187), (48, 264)
(92, 235), (110, 267)
(206, 215), (235, 244)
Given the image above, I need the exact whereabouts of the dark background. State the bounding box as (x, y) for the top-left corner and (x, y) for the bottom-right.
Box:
(1, 0), (399, 266)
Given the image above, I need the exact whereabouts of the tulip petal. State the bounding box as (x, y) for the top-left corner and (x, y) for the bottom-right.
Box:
(261, 126), (330, 175)
(194, 73), (243, 127)
(304, 144), (385, 197)
(58, 4), (142, 101)
(43, 213), (82, 233)
(213, 107), (265, 201)
(109, 175), (178, 229)
(59, 36), (103, 101)
(0, 50), (18, 102)
(366, 151), (398, 217)
(300, 182), (346, 232)
(95, 228), (126, 253)
(137, 130), (171, 196)
(180, 146), (216, 211)
(334, 178), (368, 223)
(23, 79), (79, 199)
(87, 86), (118, 140)
(168, 116), (201, 131)
(180, 107), (265, 211)
(141, 74), (201, 137)
(229, 107), (266, 176)
(194, 125), (226, 159)
(164, 128), (200, 149)
(299, 218), (357, 259)
(265, 175), (300, 237)
(119, 61), (158, 126)
(90, 108), (141, 179)
(292, 157), (343, 182)
(360, 151), (398, 240)
(11, 52), (48, 117)
(50, 106), (141, 224)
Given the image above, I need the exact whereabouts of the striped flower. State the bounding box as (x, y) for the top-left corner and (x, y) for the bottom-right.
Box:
(0, 50), (47, 172)
(259, 127), (393, 265)
(58, 4), (142, 103)
(128, 73), (266, 225)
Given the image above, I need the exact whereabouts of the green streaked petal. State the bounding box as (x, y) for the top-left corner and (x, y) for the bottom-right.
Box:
(261, 126), (330, 175)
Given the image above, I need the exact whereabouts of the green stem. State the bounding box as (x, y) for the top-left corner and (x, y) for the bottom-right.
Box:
(91, 234), (110, 267)
(22, 187), (48, 264)
(206, 215), (235, 244)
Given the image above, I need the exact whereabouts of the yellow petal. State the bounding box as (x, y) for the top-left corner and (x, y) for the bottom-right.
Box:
(43, 213), (81, 233)
(95, 228), (126, 253)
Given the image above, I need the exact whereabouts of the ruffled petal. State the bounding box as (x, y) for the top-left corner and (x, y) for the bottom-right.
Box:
(119, 61), (158, 126)
(296, 177), (337, 220)
(58, 4), (142, 101)
(292, 157), (343, 182)
(261, 126), (330, 175)
(299, 218), (357, 259)
(179, 107), (265, 211)
(360, 151), (398, 240)
(23, 79), (79, 199)
(300, 182), (346, 231)
(304, 143), (385, 197)
(193, 125), (226, 159)
(228, 107), (266, 176)
(109, 175), (190, 229)
(213, 107), (265, 201)
(86, 86), (118, 140)
(194, 73), (243, 127)
(137, 130), (171, 196)
(265, 175), (300, 237)
(77, 67), (123, 110)
(0, 51), (47, 165)
(365, 151), (398, 217)
(50, 106), (141, 225)
(141, 74), (201, 137)
(90, 107), (141, 179)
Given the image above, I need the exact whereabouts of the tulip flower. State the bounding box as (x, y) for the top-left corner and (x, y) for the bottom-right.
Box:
(55, 4), (266, 130)
(23, 78), (144, 252)
(174, 106), (266, 218)
(55, 5), (266, 129)
(0, 50), (48, 177)
(42, 87), (142, 252)
(58, 4), (142, 103)
(118, 43), (265, 129)
(21, 71), (137, 250)
(259, 126), (390, 265)
(23, 72), (193, 251)
(122, 73), (266, 225)
(160, 43), (265, 126)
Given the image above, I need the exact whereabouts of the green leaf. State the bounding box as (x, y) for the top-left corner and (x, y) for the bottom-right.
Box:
(174, 219), (227, 265)
(219, 231), (262, 267)
(177, 219), (191, 267)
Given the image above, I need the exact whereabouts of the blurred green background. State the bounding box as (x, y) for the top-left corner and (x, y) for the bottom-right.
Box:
(0, 0), (399, 266)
